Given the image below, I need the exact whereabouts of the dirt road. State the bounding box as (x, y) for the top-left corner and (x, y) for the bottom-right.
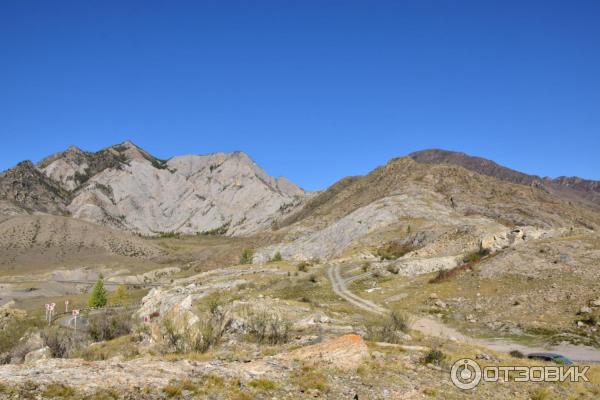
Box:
(328, 264), (600, 362)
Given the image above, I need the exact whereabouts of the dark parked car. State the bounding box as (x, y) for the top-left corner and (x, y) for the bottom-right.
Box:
(527, 352), (573, 365)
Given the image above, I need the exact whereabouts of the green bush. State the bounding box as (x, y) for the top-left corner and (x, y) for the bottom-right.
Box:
(269, 252), (283, 262)
(366, 311), (411, 343)
(375, 242), (416, 261)
(240, 248), (254, 265)
(244, 308), (290, 345)
(422, 349), (446, 365)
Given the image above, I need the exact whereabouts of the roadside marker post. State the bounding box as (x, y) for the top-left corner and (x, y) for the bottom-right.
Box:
(45, 304), (50, 324)
(50, 303), (55, 324)
(65, 300), (69, 313)
(72, 309), (80, 333)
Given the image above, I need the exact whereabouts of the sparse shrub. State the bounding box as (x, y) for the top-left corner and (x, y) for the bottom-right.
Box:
(269, 252), (283, 262)
(88, 275), (108, 308)
(162, 384), (182, 398)
(462, 248), (490, 265)
(41, 327), (85, 358)
(157, 231), (181, 239)
(201, 222), (230, 236)
(510, 350), (525, 359)
(375, 242), (416, 261)
(421, 349), (446, 366)
(429, 264), (472, 284)
(308, 274), (318, 283)
(291, 365), (329, 393)
(87, 388), (121, 399)
(579, 315), (598, 326)
(42, 383), (76, 398)
(297, 261), (310, 272)
(530, 387), (552, 400)
(366, 311), (411, 343)
(240, 248), (254, 265)
(386, 265), (399, 274)
(88, 309), (132, 342)
(244, 308), (290, 345)
(248, 379), (277, 390)
(207, 295), (223, 317)
(362, 262), (370, 272)
(160, 304), (230, 354)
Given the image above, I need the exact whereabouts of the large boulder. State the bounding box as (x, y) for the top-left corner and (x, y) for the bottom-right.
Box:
(10, 332), (44, 364)
(24, 346), (52, 363)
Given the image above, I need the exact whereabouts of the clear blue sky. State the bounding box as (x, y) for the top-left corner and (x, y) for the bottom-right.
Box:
(1, 1), (599, 190)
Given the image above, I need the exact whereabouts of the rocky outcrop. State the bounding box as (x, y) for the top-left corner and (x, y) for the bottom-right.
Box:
(280, 334), (368, 369)
(0, 161), (69, 214)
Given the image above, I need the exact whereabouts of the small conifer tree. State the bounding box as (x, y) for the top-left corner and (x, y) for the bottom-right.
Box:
(88, 275), (108, 308)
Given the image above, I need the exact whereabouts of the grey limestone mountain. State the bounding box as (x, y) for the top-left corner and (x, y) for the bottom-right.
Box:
(0, 141), (307, 236)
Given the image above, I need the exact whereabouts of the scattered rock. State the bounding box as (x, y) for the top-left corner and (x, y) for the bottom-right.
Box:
(434, 300), (447, 309)
(580, 306), (592, 314)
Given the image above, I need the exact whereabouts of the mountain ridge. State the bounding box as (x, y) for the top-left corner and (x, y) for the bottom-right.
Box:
(409, 149), (600, 207)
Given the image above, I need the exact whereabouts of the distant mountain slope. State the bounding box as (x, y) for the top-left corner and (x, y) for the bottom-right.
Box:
(409, 149), (600, 207)
(0, 214), (165, 268)
(0, 141), (307, 236)
(263, 154), (600, 261)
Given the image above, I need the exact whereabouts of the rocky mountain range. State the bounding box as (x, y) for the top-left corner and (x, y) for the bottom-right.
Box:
(3, 142), (599, 264)
(2, 144), (600, 399)
(0, 141), (306, 236)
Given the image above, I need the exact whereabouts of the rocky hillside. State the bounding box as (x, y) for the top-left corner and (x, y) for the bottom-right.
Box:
(0, 161), (69, 215)
(0, 141), (307, 236)
(258, 155), (600, 261)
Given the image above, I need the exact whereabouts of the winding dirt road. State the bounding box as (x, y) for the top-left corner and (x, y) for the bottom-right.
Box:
(327, 264), (600, 363)
(327, 264), (387, 315)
